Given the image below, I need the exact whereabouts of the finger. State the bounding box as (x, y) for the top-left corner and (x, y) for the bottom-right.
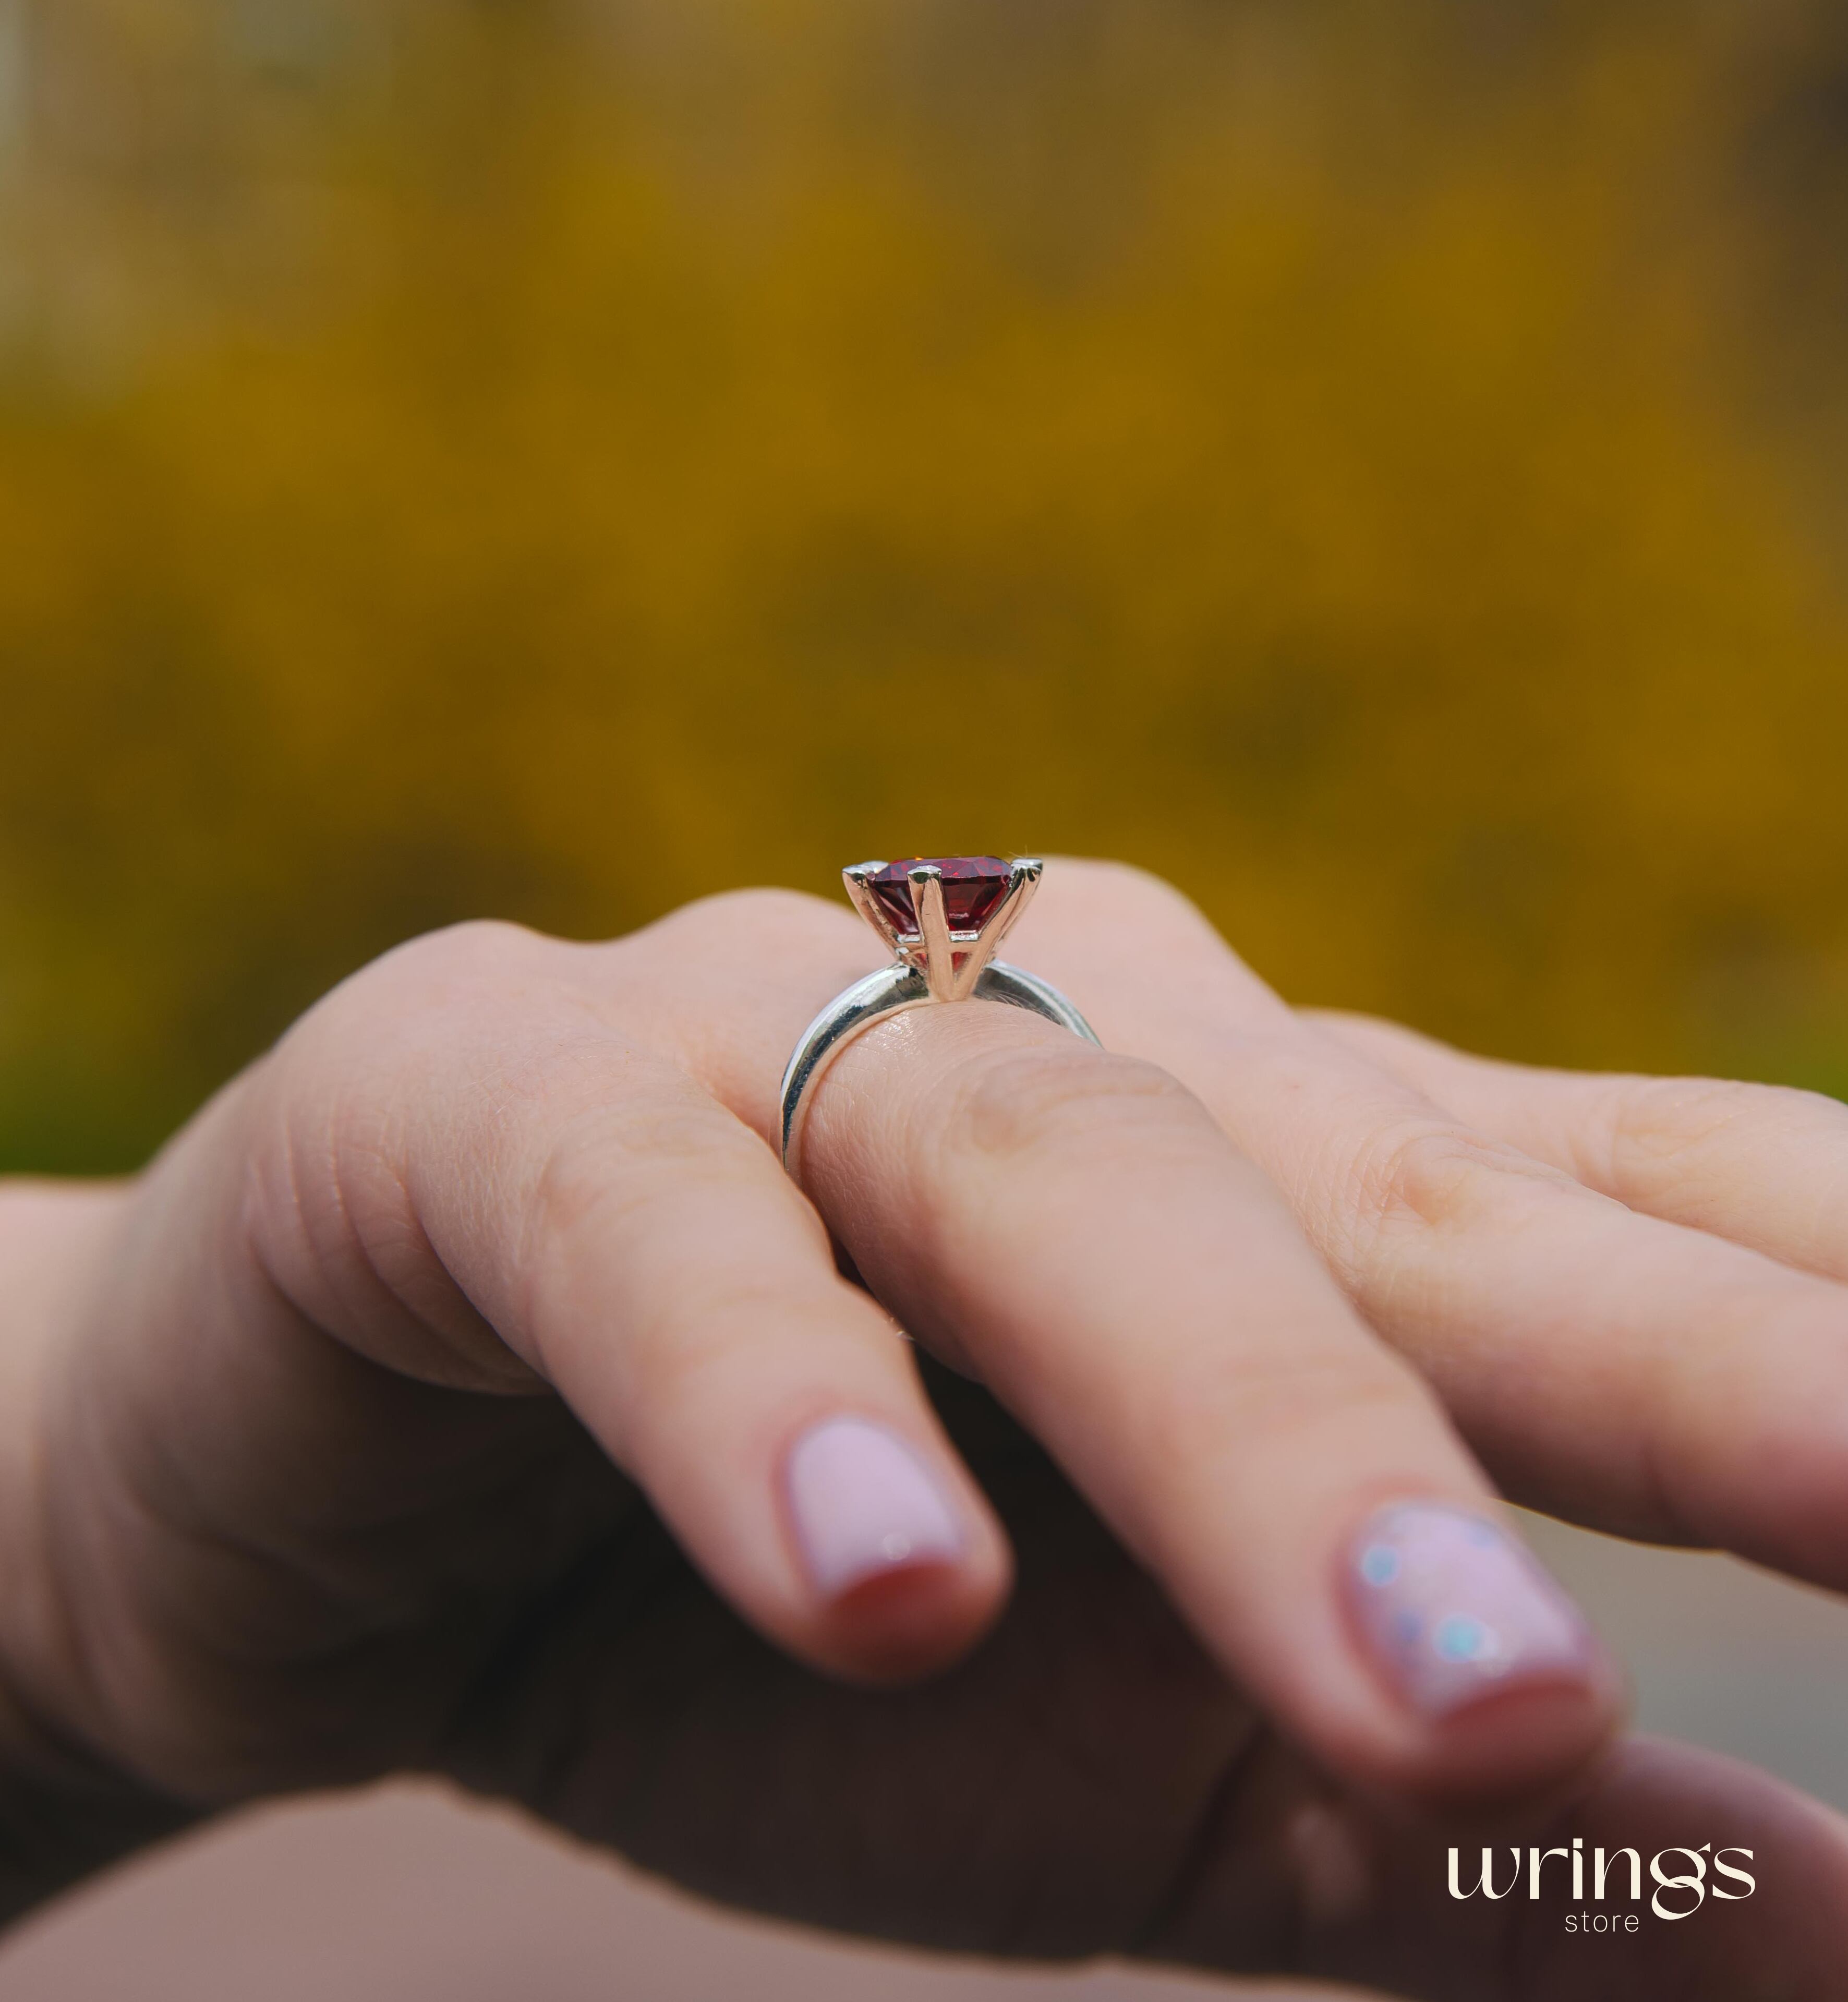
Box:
(781, 983), (1620, 1803)
(1012, 862), (1848, 1593)
(248, 922), (1012, 1683)
(473, 1413), (1846, 2000)
(1311, 1007), (1848, 1284)
(1150, 1730), (1848, 1999)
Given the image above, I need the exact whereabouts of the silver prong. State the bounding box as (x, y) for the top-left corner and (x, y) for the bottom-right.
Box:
(843, 861), (898, 950)
(907, 866), (958, 1001)
(944, 855), (1039, 997)
(999, 857), (1042, 934)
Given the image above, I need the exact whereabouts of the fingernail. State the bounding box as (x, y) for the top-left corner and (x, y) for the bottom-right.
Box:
(785, 1416), (964, 1598)
(1344, 1502), (1599, 1718)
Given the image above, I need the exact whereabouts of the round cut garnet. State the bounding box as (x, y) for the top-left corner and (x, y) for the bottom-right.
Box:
(868, 856), (1012, 935)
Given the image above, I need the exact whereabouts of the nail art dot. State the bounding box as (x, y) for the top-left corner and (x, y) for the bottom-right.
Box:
(1359, 1544), (1401, 1587)
(880, 1531), (914, 1561)
(1345, 1502), (1596, 1717)
(1433, 1613), (1493, 1662)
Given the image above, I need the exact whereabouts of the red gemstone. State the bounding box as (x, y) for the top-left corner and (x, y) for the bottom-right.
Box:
(868, 856), (1012, 935)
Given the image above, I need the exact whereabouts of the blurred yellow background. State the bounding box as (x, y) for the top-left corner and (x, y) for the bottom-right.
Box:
(5, 0), (1848, 1169)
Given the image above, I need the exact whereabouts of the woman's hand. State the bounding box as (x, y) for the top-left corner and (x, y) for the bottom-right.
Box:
(2, 858), (1846, 1997)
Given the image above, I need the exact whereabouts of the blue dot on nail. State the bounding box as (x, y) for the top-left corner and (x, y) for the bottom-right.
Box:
(1359, 1545), (1400, 1588)
(1465, 1520), (1501, 1548)
(1433, 1614), (1490, 1662)
(1392, 1609), (1422, 1646)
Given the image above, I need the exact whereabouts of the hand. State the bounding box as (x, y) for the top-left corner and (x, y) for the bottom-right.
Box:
(0, 860), (1844, 1999)
(1024, 870), (1848, 1587)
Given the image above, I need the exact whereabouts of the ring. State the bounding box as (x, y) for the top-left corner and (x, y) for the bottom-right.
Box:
(779, 856), (1101, 1173)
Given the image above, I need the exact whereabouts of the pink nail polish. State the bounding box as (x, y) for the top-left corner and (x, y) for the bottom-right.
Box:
(1345, 1502), (1598, 1718)
(785, 1417), (964, 1599)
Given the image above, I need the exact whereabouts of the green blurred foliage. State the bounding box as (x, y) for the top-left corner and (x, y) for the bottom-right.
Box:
(3, 0), (1848, 1169)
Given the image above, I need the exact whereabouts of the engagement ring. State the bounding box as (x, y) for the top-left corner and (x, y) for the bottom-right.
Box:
(778, 856), (1100, 1173)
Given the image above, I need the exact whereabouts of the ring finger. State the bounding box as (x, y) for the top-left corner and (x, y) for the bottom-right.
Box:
(779, 980), (1621, 1803)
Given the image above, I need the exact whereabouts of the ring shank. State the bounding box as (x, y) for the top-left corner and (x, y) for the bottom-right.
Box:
(778, 959), (1101, 1172)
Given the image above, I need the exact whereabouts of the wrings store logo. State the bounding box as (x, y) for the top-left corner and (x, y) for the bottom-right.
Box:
(1449, 1840), (1756, 1929)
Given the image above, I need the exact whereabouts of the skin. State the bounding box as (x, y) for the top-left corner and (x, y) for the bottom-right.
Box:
(3, 858), (1848, 1997)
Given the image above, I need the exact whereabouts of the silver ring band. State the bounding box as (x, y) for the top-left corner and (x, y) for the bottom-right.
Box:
(779, 957), (1100, 1173)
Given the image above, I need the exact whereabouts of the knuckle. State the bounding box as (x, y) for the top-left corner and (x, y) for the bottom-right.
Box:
(371, 916), (547, 989)
(1192, 1347), (1429, 1449)
(1126, 1352), (1441, 1529)
(1061, 858), (1225, 947)
(1607, 1075), (1845, 1168)
(527, 1095), (750, 1249)
(420, 913), (542, 959)
(647, 884), (851, 959)
(1339, 1119), (1572, 1246)
(622, 1275), (793, 1413)
(290, 918), (553, 1054)
(523, 1102), (828, 1410)
(951, 1045), (1204, 1162)
(1066, 855), (1191, 908)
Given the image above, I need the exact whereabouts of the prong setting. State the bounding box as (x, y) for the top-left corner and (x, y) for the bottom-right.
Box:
(906, 866), (958, 1000)
(841, 860), (893, 948)
(784, 857), (1094, 1171)
(843, 854), (1041, 1004)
